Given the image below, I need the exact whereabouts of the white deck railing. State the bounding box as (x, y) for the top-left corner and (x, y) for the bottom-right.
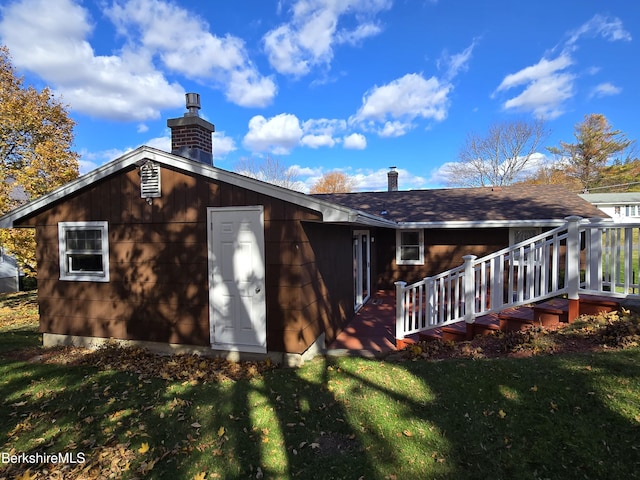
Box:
(395, 216), (640, 340)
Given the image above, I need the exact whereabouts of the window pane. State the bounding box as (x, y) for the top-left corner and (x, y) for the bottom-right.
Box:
(401, 231), (420, 246)
(66, 230), (102, 251)
(68, 254), (103, 272)
(400, 246), (419, 261)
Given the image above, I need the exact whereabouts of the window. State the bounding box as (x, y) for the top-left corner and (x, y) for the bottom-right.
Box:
(396, 229), (424, 265)
(58, 222), (110, 282)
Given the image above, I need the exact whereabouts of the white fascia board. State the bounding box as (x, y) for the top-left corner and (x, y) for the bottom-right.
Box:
(397, 219), (571, 229)
(0, 146), (383, 228)
(0, 148), (146, 228)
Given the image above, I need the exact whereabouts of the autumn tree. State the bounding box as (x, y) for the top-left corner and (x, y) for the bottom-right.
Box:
(0, 46), (79, 275)
(235, 155), (301, 190)
(309, 171), (356, 193)
(445, 119), (549, 187)
(547, 113), (634, 192)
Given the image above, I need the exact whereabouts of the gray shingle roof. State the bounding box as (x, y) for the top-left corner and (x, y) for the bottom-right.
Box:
(314, 184), (607, 224)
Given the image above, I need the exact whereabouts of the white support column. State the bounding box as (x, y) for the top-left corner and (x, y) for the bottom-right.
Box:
(565, 216), (582, 322)
(491, 255), (504, 310)
(463, 255), (477, 324)
(394, 281), (407, 340)
(565, 216), (582, 300)
(424, 276), (434, 327)
(588, 217), (603, 291)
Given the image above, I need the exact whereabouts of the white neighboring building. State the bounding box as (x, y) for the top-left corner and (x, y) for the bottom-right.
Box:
(0, 247), (20, 293)
(579, 192), (640, 223)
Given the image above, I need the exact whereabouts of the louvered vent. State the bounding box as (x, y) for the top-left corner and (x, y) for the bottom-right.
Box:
(140, 161), (161, 200)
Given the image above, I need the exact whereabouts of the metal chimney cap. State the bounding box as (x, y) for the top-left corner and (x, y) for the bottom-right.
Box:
(185, 93), (201, 117)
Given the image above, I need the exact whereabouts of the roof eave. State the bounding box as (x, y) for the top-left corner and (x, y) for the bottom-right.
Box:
(0, 146), (371, 228)
(397, 219), (588, 229)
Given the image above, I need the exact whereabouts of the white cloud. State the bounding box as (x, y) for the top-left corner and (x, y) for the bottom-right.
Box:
(301, 134), (336, 148)
(243, 114), (354, 154)
(243, 114), (304, 155)
(438, 39), (478, 80)
(0, 0), (276, 122)
(493, 15), (630, 119)
(493, 54), (576, 119)
(105, 0), (276, 108)
(212, 132), (237, 159)
(567, 14), (632, 46)
(502, 71), (575, 119)
(350, 167), (428, 191)
(349, 40), (474, 136)
(589, 82), (622, 99)
(343, 133), (367, 149)
(263, 0), (391, 76)
(0, 0), (184, 121)
(351, 73), (452, 135)
(495, 54), (573, 92)
(144, 135), (170, 152)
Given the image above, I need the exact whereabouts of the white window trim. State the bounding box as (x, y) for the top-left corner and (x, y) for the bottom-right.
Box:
(58, 221), (110, 282)
(396, 229), (424, 266)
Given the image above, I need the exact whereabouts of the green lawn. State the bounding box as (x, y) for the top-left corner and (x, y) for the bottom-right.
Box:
(1, 292), (640, 479)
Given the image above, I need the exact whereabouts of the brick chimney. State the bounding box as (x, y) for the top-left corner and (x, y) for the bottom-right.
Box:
(387, 166), (398, 192)
(167, 93), (215, 165)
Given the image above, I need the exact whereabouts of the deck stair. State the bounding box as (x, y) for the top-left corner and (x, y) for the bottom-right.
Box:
(416, 294), (621, 343)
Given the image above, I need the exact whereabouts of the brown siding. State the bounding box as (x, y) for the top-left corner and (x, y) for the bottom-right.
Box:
(22, 164), (352, 354)
(375, 227), (509, 288)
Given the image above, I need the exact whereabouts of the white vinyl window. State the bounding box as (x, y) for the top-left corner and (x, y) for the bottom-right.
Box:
(58, 222), (110, 282)
(396, 229), (424, 265)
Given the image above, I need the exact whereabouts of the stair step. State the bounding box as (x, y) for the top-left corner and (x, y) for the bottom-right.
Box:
(579, 294), (619, 315)
(498, 306), (536, 331)
(419, 321), (467, 342)
(534, 298), (568, 326)
(409, 296), (622, 345)
(471, 313), (501, 337)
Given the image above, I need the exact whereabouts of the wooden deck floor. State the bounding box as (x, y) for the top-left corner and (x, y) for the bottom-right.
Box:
(326, 290), (397, 357)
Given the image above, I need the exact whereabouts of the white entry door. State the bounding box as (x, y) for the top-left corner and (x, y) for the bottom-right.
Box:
(208, 206), (266, 353)
(353, 230), (370, 311)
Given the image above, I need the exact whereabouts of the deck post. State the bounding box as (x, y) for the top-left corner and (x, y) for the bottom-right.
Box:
(394, 281), (407, 343)
(565, 216), (582, 322)
(463, 255), (477, 324)
(587, 217), (604, 291)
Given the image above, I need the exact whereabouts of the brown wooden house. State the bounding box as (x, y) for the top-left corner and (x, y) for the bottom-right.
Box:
(0, 96), (607, 364)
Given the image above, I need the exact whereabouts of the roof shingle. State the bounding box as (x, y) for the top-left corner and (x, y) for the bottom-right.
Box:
(314, 184), (607, 224)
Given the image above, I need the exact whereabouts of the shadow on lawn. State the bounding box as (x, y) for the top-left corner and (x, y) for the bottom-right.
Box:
(1, 347), (640, 479)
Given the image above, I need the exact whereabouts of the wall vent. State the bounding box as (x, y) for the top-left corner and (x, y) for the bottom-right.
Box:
(140, 161), (161, 203)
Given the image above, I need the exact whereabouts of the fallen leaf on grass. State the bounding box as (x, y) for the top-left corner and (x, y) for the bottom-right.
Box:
(191, 422), (202, 428)
(16, 470), (34, 480)
(193, 472), (207, 480)
(138, 442), (149, 454)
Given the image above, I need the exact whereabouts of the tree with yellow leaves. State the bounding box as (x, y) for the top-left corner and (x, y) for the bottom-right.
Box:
(309, 171), (356, 194)
(0, 46), (79, 276)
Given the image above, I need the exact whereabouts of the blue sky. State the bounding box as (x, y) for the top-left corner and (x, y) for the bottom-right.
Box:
(0, 0), (638, 192)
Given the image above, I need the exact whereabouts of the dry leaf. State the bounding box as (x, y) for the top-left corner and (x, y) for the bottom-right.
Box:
(217, 426), (225, 437)
(403, 430), (413, 437)
(138, 442), (149, 454)
(193, 472), (207, 480)
(16, 470), (34, 480)
(498, 409), (507, 419)
(191, 422), (202, 428)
